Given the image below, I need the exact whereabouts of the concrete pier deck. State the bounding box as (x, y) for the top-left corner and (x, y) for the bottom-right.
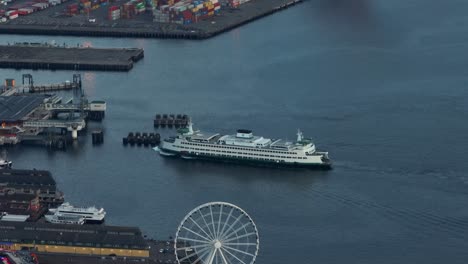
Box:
(0, 0), (303, 39)
(0, 45), (144, 71)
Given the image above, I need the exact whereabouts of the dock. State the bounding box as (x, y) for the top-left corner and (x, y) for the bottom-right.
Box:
(0, 45), (144, 71)
(0, 0), (304, 39)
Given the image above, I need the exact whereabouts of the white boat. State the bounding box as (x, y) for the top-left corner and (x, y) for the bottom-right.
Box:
(45, 213), (85, 225)
(157, 122), (332, 169)
(0, 159), (12, 169)
(49, 202), (106, 224)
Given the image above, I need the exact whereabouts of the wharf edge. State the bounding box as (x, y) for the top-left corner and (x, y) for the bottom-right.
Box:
(0, 0), (303, 40)
(0, 45), (144, 71)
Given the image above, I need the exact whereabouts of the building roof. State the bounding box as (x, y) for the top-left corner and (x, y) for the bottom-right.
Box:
(190, 132), (220, 142)
(0, 170), (56, 186)
(0, 193), (38, 202)
(0, 222), (148, 250)
(0, 95), (47, 122)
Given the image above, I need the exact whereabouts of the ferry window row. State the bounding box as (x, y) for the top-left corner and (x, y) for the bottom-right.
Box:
(203, 152), (280, 161)
(181, 142), (297, 154)
(178, 145), (298, 159)
(177, 146), (308, 160)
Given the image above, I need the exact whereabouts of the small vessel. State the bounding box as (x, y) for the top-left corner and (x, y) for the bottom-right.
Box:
(45, 213), (85, 225)
(0, 159), (12, 169)
(48, 202), (106, 224)
(156, 122), (332, 169)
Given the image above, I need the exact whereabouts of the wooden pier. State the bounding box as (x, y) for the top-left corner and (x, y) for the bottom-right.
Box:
(29, 82), (79, 93)
(0, 45), (144, 71)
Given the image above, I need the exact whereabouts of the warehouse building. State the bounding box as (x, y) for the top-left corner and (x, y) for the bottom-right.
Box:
(0, 169), (64, 208)
(0, 222), (150, 257)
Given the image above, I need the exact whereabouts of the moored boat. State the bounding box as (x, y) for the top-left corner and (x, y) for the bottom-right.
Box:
(45, 213), (85, 225)
(48, 202), (106, 224)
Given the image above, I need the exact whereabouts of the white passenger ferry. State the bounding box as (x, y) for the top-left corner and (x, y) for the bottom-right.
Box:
(45, 213), (85, 225)
(48, 202), (106, 224)
(155, 122), (331, 169)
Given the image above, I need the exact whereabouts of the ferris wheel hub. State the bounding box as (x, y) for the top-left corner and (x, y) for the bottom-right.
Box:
(214, 240), (222, 249)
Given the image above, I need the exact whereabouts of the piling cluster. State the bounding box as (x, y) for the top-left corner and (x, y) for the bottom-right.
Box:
(91, 130), (104, 145)
(154, 114), (189, 128)
(123, 132), (160, 146)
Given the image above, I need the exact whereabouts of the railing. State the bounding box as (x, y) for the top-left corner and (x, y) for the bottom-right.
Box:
(23, 119), (86, 129)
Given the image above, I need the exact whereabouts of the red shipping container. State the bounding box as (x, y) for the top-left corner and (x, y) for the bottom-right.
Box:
(182, 10), (192, 19)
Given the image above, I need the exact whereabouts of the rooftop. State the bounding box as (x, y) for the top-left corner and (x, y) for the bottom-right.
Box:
(221, 134), (271, 145)
(189, 132), (220, 142)
(0, 222), (148, 249)
(0, 170), (56, 186)
(0, 193), (38, 202)
(0, 95), (48, 122)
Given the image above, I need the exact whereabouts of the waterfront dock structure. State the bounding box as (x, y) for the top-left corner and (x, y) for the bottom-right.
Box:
(0, 169), (64, 208)
(0, 222), (150, 258)
(0, 45), (144, 71)
(0, 93), (106, 146)
(1, 74), (82, 96)
(0, 0), (303, 39)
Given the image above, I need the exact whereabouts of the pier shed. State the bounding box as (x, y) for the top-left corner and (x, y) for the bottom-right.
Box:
(0, 95), (48, 125)
(0, 169), (64, 208)
(0, 222), (150, 258)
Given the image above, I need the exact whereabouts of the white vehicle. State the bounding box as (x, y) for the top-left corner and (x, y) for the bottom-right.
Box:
(0, 159), (12, 169)
(156, 122), (331, 169)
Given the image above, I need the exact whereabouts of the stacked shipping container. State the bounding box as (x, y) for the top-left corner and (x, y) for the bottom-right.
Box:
(0, 0), (69, 21)
(108, 5), (120, 20)
(154, 0), (220, 24)
(116, 0), (146, 19)
(6, 10), (18, 19)
(66, 3), (79, 15)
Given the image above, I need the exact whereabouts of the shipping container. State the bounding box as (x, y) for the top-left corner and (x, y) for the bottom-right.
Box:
(32, 2), (49, 9)
(18, 8), (34, 15)
(6, 10), (18, 16)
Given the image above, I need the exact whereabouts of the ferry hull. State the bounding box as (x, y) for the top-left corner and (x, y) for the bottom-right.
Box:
(158, 148), (332, 170)
(84, 219), (105, 224)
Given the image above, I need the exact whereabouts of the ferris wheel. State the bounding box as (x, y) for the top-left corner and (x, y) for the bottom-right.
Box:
(175, 202), (259, 264)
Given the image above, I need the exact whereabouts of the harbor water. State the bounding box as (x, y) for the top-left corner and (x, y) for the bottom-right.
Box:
(1, 0), (468, 263)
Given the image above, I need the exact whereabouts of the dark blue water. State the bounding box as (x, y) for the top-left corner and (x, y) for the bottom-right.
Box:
(1, 0), (468, 263)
